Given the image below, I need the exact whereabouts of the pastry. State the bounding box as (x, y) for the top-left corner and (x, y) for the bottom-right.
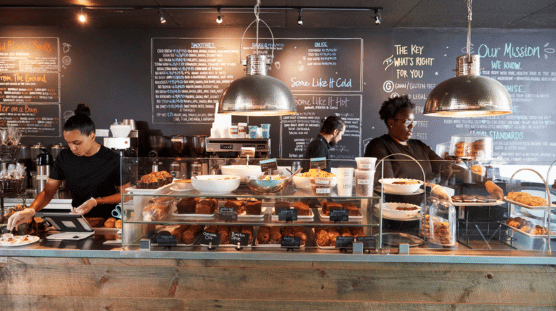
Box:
(115, 219), (122, 229)
(177, 197), (198, 214)
(225, 200), (245, 214)
(245, 200), (262, 215)
(322, 201), (342, 216)
(104, 217), (117, 228)
(293, 202), (311, 216)
(85, 217), (105, 227)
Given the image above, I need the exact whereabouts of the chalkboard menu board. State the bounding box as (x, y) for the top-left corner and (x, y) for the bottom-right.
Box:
(383, 29), (556, 163)
(281, 94), (362, 159)
(0, 37), (61, 137)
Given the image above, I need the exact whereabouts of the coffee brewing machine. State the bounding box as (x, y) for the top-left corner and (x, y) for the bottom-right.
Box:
(205, 138), (270, 174)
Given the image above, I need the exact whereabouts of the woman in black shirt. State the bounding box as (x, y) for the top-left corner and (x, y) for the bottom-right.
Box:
(8, 104), (129, 230)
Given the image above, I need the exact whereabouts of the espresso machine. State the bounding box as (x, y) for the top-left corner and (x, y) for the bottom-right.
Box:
(34, 148), (53, 194)
(205, 138), (270, 174)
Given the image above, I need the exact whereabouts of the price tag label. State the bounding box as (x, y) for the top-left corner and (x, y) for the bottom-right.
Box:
(260, 158), (278, 173)
(335, 236), (354, 248)
(229, 231), (250, 246)
(240, 147), (256, 158)
(218, 207), (238, 221)
(357, 179), (371, 185)
(156, 234), (178, 247)
(310, 157), (327, 170)
(281, 236), (301, 248)
(200, 231), (221, 246)
(356, 236), (376, 249)
(276, 207), (298, 221)
(329, 209), (349, 222)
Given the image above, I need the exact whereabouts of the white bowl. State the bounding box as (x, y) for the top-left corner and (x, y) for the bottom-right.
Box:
(110, 124), (132, 137)
(220, 165), (263, 182)
(191, 175), (240, 193)
(379, 178), (423, 194)
(377, 202), (421, 218)
(292, 175), (337, 190)
(173, 179), (192, 190)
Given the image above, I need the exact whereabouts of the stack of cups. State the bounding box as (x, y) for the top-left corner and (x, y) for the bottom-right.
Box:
(355, 157), (377, 196)
(336, 167), (354, 196)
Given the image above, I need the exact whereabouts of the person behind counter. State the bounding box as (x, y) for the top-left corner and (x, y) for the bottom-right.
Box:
(302, 115), (345, 172)
(7, 104), (129, 231)
(364, 95), (503, 201)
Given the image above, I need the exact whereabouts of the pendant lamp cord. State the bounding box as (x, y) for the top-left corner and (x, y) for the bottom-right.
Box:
(466, 0), (472, 58)
(255, 0), (261, 56)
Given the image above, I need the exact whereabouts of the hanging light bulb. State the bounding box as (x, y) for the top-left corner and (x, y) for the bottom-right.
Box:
(218, 0), (296, 116)
(216, 8), (223, 24)
(424, 0), (512, 117)
(159, 8), (166, 24)
(78, 7), (87, 23)
(297, 8), (303, 26)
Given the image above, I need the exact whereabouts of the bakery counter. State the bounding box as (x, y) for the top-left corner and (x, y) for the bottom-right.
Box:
(3, 233), (556, 309)
(1, 231), (556, 265)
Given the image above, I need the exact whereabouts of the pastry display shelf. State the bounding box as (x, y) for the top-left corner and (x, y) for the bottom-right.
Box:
(121, 157), (381, 252)
(505, 168), (553, 252)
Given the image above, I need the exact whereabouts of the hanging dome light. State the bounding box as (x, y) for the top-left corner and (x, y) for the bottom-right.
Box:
(218, 0), (297, 116)
(424, 0), (512, 117)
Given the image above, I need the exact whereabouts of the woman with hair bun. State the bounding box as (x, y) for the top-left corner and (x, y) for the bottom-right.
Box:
(7, 104), (129, 230)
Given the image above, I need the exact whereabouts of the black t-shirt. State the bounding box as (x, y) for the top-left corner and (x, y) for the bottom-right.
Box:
(302, 134), (331, 172)
(50, 145), (122, 218)
(364, 134), (447, 182)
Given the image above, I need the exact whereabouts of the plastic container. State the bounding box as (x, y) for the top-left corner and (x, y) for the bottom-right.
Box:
(238, 123), (248, 138)
(449, 130), (493, 160)
(355, 157), (377, 171)
(261, 124), (270, 139)
(248, 126), (258, 139)
(355, 169), (375, 196)
(229, 125), (238, 138)
(336, 167), (354, 179)
(435, 141), (451, 159)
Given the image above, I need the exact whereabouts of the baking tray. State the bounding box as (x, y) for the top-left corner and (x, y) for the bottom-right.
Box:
(317, 207), (362, 222)
(374, 186), (424, 196)
(504, 197), (554, 211)
(125, 183), (173, 195)
(452, 200), (505, 207)
(172, 211), (215, 219)
(500, 222), (556, 239)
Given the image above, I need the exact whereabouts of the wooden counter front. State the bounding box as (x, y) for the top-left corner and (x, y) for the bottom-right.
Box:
(1, 256), (555, 310)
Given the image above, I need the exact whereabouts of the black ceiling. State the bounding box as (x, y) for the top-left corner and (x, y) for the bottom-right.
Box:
(1, 0), (556, 29)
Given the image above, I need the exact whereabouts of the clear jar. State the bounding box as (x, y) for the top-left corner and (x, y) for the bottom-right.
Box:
(449, 130), (492, 160)
(422, 199), (457, 248)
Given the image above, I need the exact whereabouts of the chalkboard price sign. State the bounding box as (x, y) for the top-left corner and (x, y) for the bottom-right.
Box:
(277, 207), (298, 222)
(200, 231), (221, 247)
(335, 236), (354, 249)
(156, 234), (178, 247)
(218, 207), (238, 221)
(281, 236), (301, 248)
(229, 231), (250, 246)
(329, 209), (349, 222)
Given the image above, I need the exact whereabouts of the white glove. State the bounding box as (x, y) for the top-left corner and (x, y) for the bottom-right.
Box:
(7, 208), (36, 231)
(431, 185), (452, 203)
(71, 198), (97, 215)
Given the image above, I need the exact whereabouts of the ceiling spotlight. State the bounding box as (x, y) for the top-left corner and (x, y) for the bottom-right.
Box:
(78, 7), (87, 23)
(158, 8), (166, 24)
(216, 7), (223, 24)
(297, 8), (303, 26)
(374, 9), (381, 25)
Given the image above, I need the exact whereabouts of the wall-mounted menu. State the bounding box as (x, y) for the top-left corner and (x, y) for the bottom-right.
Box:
(0, 37), (61, 137)
(280, 94), (361, 159)
(0, 103), (60, 136)
(241, 38), (363, 93)
(151, 38), (242, 124)
(381, 30), (556, 163)
(151, 38), (363, 125)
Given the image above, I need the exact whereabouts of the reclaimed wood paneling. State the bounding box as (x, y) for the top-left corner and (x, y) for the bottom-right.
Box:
(1, 257), (556, 310)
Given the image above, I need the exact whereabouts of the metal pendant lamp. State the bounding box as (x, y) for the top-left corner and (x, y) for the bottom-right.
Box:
(424, 0), (512, 117)
(218, 0), (296, 116)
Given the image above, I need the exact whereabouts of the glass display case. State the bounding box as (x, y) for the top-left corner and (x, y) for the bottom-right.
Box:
(120, 157), (382, 252)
